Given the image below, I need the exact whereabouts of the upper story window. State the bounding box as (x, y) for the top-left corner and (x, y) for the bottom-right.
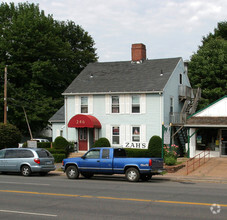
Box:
(112, 126), (120, 144)
(180, 74), (182, 84)
(81, 96), (88, 113)
(112, 96), (119, 113)
(132, 95), (140, 113)
(132, 126), (140, 142)
(170, 97), (174, 114)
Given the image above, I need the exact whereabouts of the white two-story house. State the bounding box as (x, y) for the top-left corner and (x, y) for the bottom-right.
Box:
(49, 43), (193, 152)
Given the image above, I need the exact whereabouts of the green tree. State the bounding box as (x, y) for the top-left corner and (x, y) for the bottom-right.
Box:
(188, 21), (227, 109)
(0, 123), (21, 149)
(0, 2), (98, 134)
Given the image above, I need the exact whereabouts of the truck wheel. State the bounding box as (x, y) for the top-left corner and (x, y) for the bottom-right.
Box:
(126, 168), (140, 182)
(140, 174), (152, 181)
(81, 172), (94, 179)
(66, 166), (79, 179)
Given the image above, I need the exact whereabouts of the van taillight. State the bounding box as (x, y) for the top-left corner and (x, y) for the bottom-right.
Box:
(149, 159), (152, 166)
(34, 158), (40, 164)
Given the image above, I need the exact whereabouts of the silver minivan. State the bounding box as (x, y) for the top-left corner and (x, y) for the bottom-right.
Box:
(0, 148), (56, 176)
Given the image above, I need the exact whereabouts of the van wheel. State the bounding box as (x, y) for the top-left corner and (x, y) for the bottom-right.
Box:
(66, 166), (79, 179)
(21, 165), (31, 176)
(125, 168), (140, 182)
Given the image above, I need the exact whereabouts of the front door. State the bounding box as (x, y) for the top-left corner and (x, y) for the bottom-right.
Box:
(221, 130), (227, 156)
(78, 128), (88, 151)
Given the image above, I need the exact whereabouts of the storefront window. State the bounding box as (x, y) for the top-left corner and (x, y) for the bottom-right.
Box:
(196, 128), (219, 151)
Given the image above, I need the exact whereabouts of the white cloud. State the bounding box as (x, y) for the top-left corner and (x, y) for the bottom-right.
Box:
(3, 0), (227, 61)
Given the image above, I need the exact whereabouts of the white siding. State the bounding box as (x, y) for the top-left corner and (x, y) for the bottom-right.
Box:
(105, 124), (111, 141)
(105, 95), (110, 114)
(120, 95), (125, 114)
(141, 94), (146, 114)
(141, 124), (146, 142)
(120, 125), (125, 145)
(125, 125), (130, 142)
(88, 95), (93, 114)
(75, 96), (80, 114)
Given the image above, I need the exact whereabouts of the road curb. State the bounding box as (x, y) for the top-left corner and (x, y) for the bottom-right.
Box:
(50, 170), (227, 184)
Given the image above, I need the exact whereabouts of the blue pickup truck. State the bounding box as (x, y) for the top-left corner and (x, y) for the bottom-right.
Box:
(62, 147), (164, 182)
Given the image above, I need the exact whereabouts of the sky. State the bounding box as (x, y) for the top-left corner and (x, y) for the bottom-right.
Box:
(3, 0), (227, 62)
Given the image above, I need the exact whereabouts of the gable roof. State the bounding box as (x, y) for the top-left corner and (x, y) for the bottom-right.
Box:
(189, 96), (227, 118)
(63, 57), (181, 94)
(49, 106), (65, 123)
(185, 96), (227, 127)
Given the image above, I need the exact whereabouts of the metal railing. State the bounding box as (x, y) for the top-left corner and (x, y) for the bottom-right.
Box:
(186, 150), (210, 175)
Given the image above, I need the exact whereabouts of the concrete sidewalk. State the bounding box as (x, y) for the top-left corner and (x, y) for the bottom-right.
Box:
(53, 158), (227, 184)
(160, 158), (227, 183)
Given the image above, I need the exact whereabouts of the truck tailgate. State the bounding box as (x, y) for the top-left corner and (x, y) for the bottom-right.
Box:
(151, 158), (163, 169)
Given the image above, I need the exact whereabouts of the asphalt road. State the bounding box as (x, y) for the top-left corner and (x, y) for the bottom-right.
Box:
(0, 173), (226, 220)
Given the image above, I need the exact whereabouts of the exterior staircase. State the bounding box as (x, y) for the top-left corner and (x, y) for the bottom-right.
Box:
(171, 86), (201, 156)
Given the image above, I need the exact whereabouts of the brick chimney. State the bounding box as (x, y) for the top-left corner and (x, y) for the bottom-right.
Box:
(131, 43), (146, 62)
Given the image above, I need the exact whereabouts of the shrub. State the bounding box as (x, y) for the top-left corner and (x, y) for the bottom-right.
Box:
(93, 137), (111, 148)
(52, 154), (65, 163)
(65, 141), (75, 157)
(37, 142), (51, 148)
(124, 149), (150, 157)
(148, 135), (162, 158)
(0, 123), (21, 149)
(164, 156), (177, 166)
(22, 141), (51, 149)
(46, 148), (66, 155)
(53, 136), (69, 150)
(164, 144), (179, 158)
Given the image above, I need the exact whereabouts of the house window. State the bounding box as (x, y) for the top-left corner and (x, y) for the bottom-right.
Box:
(132, 126), (140, 142)
(170, 97), (174, 114)
(81, 96), (88, 113)
(112, 96), (119, 113)
(112, 126), (120, 144)
(132, 95), (140, 113)
(180, 74), (182, 84)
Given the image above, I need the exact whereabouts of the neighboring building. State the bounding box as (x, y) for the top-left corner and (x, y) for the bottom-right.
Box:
(185, 96), (227, 157)
(49, 43), (196, 152)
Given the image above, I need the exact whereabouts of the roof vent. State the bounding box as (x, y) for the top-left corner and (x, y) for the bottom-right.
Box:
(160, 69), (163, 76)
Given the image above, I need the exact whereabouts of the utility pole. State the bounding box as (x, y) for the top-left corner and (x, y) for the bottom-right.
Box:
(4, 66), (7, 124)
(22, 106), (33, 140)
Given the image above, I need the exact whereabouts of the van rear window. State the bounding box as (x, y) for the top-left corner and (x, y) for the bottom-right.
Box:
(37, 150), (52, 158)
